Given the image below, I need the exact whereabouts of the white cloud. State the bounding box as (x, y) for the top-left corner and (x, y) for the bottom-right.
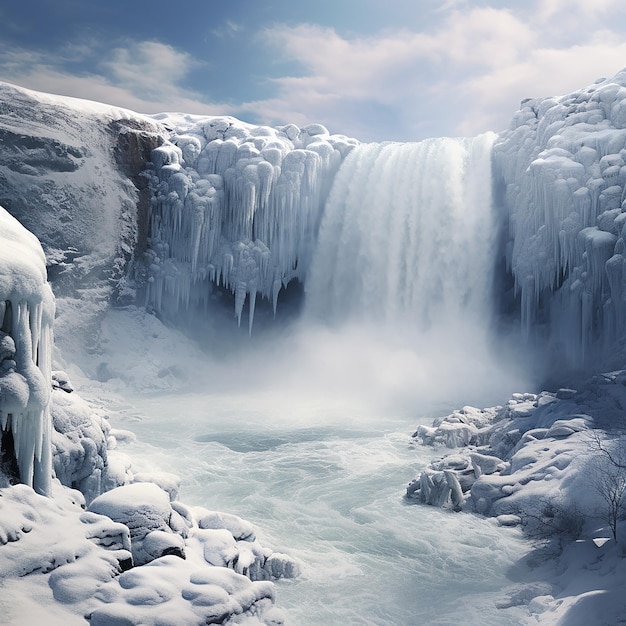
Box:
(237, 9), (538, 139)
(456, 42), (626, 136)
(1, 3), (626, 141)
(0, 41), (225, 115)
(211, 20), (243, 38)
(535, 0), (623, 23)
(236, 4), (626, 141)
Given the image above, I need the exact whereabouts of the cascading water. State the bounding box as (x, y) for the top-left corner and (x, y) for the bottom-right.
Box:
(305, 134), (498, 332)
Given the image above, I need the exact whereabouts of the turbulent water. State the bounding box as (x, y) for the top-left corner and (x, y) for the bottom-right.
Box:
(102, 385), (532, 626)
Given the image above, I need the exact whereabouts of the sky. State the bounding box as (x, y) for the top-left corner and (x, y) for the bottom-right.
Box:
(1, 1), (626, 142)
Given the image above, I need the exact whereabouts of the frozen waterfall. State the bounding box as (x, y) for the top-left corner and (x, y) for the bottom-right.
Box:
(305, 134), (498, 330)
(0, 206), (54, 496)
(494, 69), (626, 365)
(142, 69), (626, 372)
(144, 114), (358, 334)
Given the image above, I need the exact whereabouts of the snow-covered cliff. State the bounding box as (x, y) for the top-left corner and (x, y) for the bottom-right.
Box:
(4, 73), (626, 369)
(0, 81), (165, 355)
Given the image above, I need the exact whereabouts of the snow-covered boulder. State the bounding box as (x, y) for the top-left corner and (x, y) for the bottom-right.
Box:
(407, 388), (595, 517)
(0, 482), (131, 605)
(50, 383), (111, 503)
(88, 555), (278, 626)
(88, 482), (187, 566)
(132, 471), (181, 501)
(191, 507), (300, 582)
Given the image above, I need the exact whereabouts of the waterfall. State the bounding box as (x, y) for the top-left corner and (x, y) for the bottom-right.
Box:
(305, 134), (498, 332)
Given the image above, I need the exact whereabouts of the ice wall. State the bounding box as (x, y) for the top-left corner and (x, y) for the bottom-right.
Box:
(144, 115), (358, 333)
(305, 135), (498, 329)
(494, 69), (626, 364)
(0, 206), (54, 495)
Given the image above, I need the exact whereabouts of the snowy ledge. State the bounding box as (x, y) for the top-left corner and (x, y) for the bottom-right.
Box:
(407, 371), (626, 623)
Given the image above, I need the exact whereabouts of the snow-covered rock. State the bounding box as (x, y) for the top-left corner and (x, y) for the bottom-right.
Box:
(88, 555), (277, 626)
(0, 81), (166, 362)
(406, 388), (595, 515)
(51, 382), (111, 502)
(0, 480), (287, 625)
(191, 507), (300, 582)
(88, 482), (184, 566)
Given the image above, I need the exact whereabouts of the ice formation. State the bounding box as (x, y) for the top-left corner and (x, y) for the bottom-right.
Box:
(494, 69), (626, 363)
(305, 134), (497, 327)
(144, 114), (358, 332)
(0, 205), (54, 495)
(50, 384), (111, 502)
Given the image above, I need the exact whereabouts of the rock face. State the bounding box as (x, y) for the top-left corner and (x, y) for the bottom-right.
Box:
(0, 81), (165, 353)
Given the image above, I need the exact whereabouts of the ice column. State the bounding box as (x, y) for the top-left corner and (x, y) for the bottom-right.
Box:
(0, 206), (54, 495)
(144, 115), (358, 332)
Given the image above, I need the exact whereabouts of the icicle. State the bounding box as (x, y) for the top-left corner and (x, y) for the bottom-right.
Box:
(234, 282), (246, 327)
(272, 279), (282, 316)
(248, 288), (257, 336)
(493, 70), (626, 363)
(0, 207), (54, 495)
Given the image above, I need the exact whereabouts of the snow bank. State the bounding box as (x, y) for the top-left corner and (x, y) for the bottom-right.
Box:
(0, 206), (54, 495)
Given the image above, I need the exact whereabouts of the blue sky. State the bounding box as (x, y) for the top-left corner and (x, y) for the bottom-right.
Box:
(1, 0), (626, 141)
